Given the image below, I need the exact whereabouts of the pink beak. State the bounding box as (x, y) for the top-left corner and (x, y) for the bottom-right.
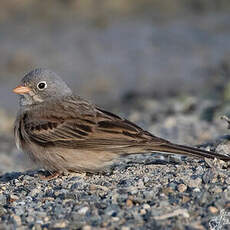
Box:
(13, 85), (31, 95)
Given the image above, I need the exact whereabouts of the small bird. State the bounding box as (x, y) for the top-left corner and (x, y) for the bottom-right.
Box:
(13, 68), (230, 175)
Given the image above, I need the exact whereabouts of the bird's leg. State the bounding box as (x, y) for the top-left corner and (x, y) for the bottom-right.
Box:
(39, 171), (61, 180)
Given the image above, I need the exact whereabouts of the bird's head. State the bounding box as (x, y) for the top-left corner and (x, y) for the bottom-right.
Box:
(13, 68), (72, 106)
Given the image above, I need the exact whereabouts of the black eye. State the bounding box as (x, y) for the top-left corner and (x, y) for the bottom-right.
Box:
(37, 81), (47, 90)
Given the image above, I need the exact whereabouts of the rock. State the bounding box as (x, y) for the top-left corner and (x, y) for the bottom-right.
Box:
(26, 216), (34, 223)
(208, 206), (218, 214)
(182, 196), (190, 203)
(82, 225), (92, 230)
(143, 204), (151, 210)
(126, 199), (133, 208)
(140, 209), (147, 215)
(30, 188), (41, 196)
(121, 227), (130, 230)
(9, 194), (19, 202)
(52, 221), (67, 228)
(78, 207), (89, 215)
(177, 184), (187, 192)
(12, 214), (21, 226)
(187, 178), (202, 188)
(0, 194), (7, 205)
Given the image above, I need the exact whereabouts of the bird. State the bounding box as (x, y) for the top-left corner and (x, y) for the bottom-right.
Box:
(13, 68), (230, 176)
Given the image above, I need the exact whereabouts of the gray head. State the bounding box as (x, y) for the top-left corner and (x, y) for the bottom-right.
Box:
(13, 68), (72, 106)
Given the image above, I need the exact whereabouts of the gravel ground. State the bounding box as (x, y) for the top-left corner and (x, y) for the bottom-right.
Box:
(0, 159), (230, 230)
(0, 95), (230, 229)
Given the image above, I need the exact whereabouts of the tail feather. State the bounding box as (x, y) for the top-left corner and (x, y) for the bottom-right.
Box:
(146, 143), (230, 161)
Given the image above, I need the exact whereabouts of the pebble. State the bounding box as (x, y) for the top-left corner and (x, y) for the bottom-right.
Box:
(78, 207), (89, 215)
(126, 199), (133, 208)
(187, 178), (202, 188)
(82, 225), (92, 230)
(212, 187), (222, 194)
(52, 221), (67, 228)
(208, 206), (218, 214)
(226, 177), (230, 185)
(177, 184), (187, 192)
(182, 196), (190, 203)
(30, 188), (41, 196)
(121, 227), (130, 230)
(12, 214), (21, 226)
(143, 204), (151, 210)
(112, 217), (120, 222)
(140, 209), (147, 215)
(32, 224), (42, 230)
(26, 216), (34, 223)
(9, 194), (19, 202)
(0, 194), (7, 205)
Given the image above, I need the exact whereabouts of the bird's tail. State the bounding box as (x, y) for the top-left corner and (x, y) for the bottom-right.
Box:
(144, 142), (230, 161)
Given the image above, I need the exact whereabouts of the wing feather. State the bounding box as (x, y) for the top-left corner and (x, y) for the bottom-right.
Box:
(20, 96), (168, 150)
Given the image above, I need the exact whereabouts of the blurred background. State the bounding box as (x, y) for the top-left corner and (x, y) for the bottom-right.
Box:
(1, 0), (230, 172)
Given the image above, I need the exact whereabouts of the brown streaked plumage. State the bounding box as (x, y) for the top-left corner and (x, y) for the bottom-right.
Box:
(13, 69), (230, 174)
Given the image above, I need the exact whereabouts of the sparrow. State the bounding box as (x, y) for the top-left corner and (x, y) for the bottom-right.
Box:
(13, 68), (230, 174)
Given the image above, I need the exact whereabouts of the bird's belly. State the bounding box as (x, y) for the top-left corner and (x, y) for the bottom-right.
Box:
(22, 144), (118, 173)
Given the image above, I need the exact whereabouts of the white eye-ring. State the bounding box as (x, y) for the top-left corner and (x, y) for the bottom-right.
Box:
(37, 81), (47, 91)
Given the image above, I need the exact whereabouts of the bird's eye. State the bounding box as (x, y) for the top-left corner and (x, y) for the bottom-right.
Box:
(37, 81), (47, 90)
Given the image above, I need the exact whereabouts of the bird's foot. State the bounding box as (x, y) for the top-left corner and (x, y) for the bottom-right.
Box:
(39, 171), (61, 180)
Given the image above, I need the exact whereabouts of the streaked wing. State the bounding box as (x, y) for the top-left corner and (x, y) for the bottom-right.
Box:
(21, 96), (168, 150)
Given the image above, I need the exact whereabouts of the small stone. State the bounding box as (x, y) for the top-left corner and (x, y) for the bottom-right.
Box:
(224, 187), (230, 200)
(130, 188), (138, 195)
(82, 226), (91, 230)
(44, 216), (49, 222)
(89, 184), (108, 191)
(168, 182), (177, 190)
(162, 187), (174, 195)
(143, 191), (155, 200)
(143, 204), (151, 210)
(137, 179), (144, 187)
(182, 196), (190, 203)
(226, 177), (230, 185)
(112, 217), (119, 222)
(78, 207), (89, 215)
(126, 199), (133, 207)
(213, 187), (222, 193)
(17, 227), (28, 230)
(140, 209), (146, 215)
(121, 227), (130, 230)
(188, 178), (202, 188)
(202, 170), (215, 184)
(224, 202), (230, 208)
(9, 194), (19, 202)
(193, 188), (201, 193)
(30, 188), (40, 196)
(208, 206), (218, 214)
(106, 209), (117, 216)
(52, 221), (67, 228)
(143, 177), (149, 183)
(32, 224), (42, 230)
(26, 216), (34, 223)
(0, 205), (6, 217)
(0, 194), (7, 205)
(37, 212), (47, 218)
(12, 214), (21, 226)
(177, 184), (187, 192)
